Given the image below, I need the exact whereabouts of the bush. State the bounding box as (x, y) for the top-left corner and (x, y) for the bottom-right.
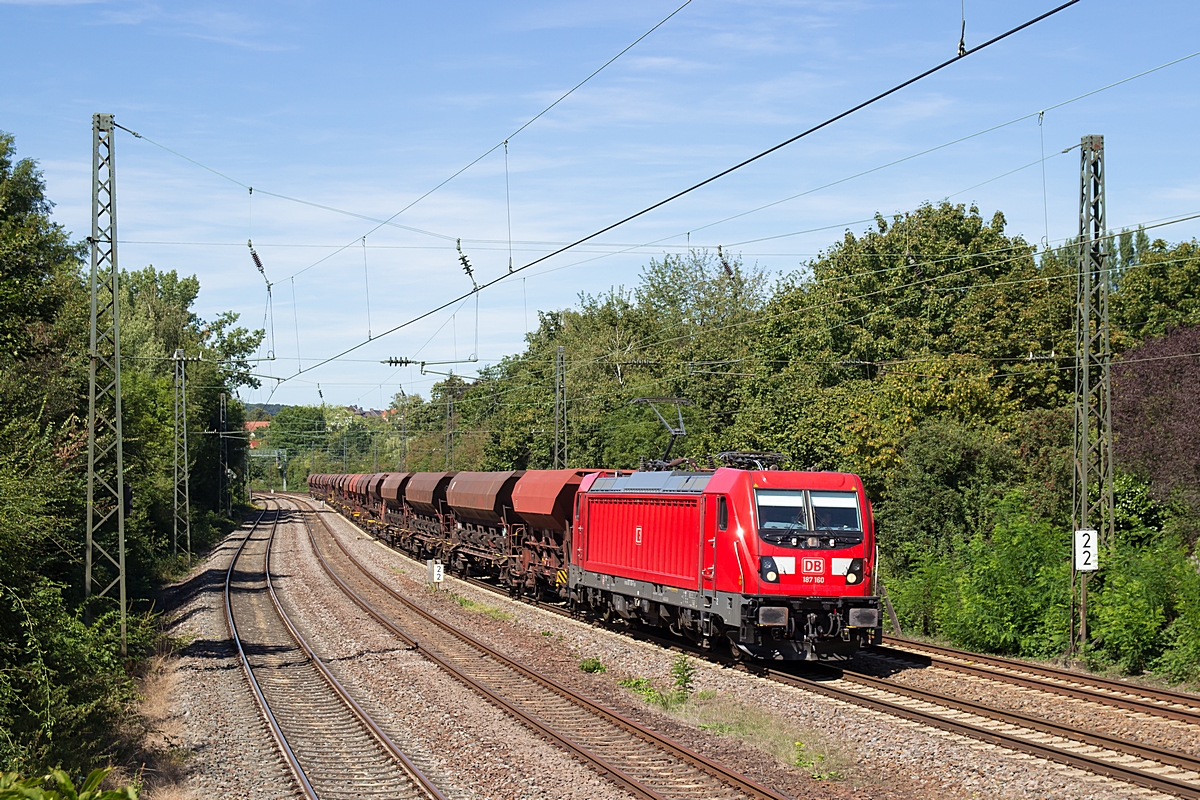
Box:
(670, 654), (696, 696)
(0, 767), (138, 799)
(1089, 536), (1179, 673)
(1155, 560), (1200, 682)
(0, 581), (155, 774)
(947, 494), (1070, 658)
(578, 657), (606, 674)
(886, 491), (1071, 657)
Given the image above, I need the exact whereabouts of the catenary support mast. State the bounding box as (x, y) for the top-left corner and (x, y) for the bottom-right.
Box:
(173, 350), (195, 566)
(1071, 133), (1115, 654)
(553, 345), (566, 468)
(85, 113), (127, 655)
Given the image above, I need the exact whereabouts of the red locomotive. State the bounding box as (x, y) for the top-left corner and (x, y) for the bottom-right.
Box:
(309, 465), (881, 661)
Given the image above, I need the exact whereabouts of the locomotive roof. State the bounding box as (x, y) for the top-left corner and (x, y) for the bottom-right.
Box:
(588, 471), (712, 494)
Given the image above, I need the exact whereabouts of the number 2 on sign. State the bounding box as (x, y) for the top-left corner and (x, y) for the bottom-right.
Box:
(1074, 529), (1099, 572)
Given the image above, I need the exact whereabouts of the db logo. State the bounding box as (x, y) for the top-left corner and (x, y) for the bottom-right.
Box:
(802, 558), (824, 574)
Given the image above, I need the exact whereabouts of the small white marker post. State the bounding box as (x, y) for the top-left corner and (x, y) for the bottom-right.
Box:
(1073, 529), (1099, 651)
(427, 559), (445, 589)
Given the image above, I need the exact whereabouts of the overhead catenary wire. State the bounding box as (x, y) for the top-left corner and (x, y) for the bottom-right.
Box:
(111, 12), (1200, 413)
(531, 45), (1200, 261)
(291, 278), (303, 371)
(280, 0), (697, 283)
(413, 211), (1200, 412)
(248, 201), (1200, 410)
(362, 237), (373, 340)
(109, 31), (1200, 365)
(505, 140), (513, 273)
(276, 0), (1081, 386)
(282, 169), (1124, 409)
(114, 40), (1200, 264)
(1039, 111), (1051, 249)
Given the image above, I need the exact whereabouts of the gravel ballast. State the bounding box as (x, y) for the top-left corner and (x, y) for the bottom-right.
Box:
(270, 499), (636, 800)
(314, 499), (1176, 800)
(149, 518), (297, 800)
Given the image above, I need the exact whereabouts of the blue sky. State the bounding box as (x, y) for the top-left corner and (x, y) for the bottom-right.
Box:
(4, 0), (1198, 408)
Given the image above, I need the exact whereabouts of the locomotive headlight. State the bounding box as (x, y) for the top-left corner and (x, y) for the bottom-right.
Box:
(806, 536), (819, 548)
(760, 556), (781, 583)
(845, 571), (858, 584)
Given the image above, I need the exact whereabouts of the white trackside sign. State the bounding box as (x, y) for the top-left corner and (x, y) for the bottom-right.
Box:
(1074, 529), (1099, 572)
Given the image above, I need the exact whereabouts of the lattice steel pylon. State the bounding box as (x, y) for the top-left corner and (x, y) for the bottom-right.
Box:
(219, 392), (230, 515)
(85, 113), (127, 655)
(173, 350), (193, 566)
(1071, 134), (1115, 652)
(553, 345), (566, 468)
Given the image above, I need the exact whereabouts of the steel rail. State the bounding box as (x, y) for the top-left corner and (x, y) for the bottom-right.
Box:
(313, 496), (1200, 798)
(764, 667), (1200, 799)
(224, 506), (318, 800)
(292, 495), (787, 800)
(292, 501), (671, 800)
(259, 499), (450, 800)
(829, 666), (1200, 774)
(229, 498), (448, 800)
(879, 636), (1200, 719)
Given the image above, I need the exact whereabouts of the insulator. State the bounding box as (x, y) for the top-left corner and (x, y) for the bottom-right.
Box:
(248, 239), (265, 275)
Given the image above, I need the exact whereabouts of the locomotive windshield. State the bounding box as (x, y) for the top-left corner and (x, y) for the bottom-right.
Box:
(755, 488), (862, 547)
(754, 490), (808, 530)
(811, 491), (861, 531)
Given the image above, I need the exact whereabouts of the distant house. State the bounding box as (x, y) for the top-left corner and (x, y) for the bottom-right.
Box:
(245, 420), (270, 449)
(346, 405), (386, 418)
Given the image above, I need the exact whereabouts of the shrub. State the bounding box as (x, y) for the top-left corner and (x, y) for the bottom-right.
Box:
(0, 767), (138, 799)
(578, 657), (606, 674)
(670, 654), (696, 696)
(1090, 534), (1181, 674)
(947, 493), (1070, 658)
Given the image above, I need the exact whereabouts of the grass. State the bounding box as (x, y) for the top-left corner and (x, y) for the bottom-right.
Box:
(579, 657), (607, 674)
(450, 593), (513, 622)
(681, 694), (851, 781)
(617, 655), (850, 782)
(616, 654), (697, 710)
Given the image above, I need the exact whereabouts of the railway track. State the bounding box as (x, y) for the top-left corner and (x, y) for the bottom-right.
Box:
(873, 636), (1200, 725)
(287, 494), (788, 800)
(225, 500), (448, 800)
(313, 497), (1200, 798)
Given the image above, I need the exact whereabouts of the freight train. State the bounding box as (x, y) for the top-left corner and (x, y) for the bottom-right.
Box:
(309, 465), (881, 661)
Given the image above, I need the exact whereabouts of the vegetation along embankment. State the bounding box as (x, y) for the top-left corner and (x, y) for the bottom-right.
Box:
(4, 123), (1200, 786)
(0, 132), (261, 787)
(259, 200), (1200, 681)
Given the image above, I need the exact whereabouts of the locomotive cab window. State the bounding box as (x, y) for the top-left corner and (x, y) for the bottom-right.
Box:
(755, 490), (808, 533)
(811, 491), (861, 531)
(718, 497), (728, 530)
